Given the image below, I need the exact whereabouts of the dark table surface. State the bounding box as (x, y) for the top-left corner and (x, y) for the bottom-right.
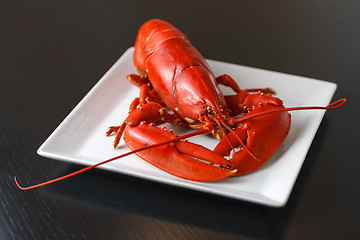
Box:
(1, 1), (359, 239)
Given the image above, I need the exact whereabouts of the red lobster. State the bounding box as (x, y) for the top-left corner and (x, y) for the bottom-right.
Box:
(15, 19), (345, 190)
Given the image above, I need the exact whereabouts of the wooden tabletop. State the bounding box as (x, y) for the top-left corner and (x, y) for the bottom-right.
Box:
(1, 1), (359, 239)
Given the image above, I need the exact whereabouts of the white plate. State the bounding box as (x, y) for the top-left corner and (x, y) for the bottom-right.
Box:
(38, 47), (337, 207)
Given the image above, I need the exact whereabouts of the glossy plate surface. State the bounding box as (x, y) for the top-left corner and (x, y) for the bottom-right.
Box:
(38, 47), (337, 207)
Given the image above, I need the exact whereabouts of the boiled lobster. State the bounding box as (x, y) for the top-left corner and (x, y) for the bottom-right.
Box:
(15, 19), (345, 190)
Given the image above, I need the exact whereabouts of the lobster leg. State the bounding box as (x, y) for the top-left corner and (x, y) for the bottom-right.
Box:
(216, 74), (275, 95)
(224, 90), (250, 117)
(127, 74), (166, 107)
(127, 74), (149, 88)
(216, 74), (241, 93)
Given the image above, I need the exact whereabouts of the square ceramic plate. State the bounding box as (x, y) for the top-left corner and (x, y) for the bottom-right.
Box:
(38, 47), (337, 207)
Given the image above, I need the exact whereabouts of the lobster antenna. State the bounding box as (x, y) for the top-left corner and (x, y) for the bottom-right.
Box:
(14, 127), (210, 190)
(234, 98), (346, 124)
(15, 98), (345, 190)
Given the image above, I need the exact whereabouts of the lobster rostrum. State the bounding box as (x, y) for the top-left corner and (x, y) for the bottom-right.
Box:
(15, 19), (345, 190)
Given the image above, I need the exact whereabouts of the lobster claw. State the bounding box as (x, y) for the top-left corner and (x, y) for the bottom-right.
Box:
(123, 123), (237, 181)
(215, 93), (291, 175)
